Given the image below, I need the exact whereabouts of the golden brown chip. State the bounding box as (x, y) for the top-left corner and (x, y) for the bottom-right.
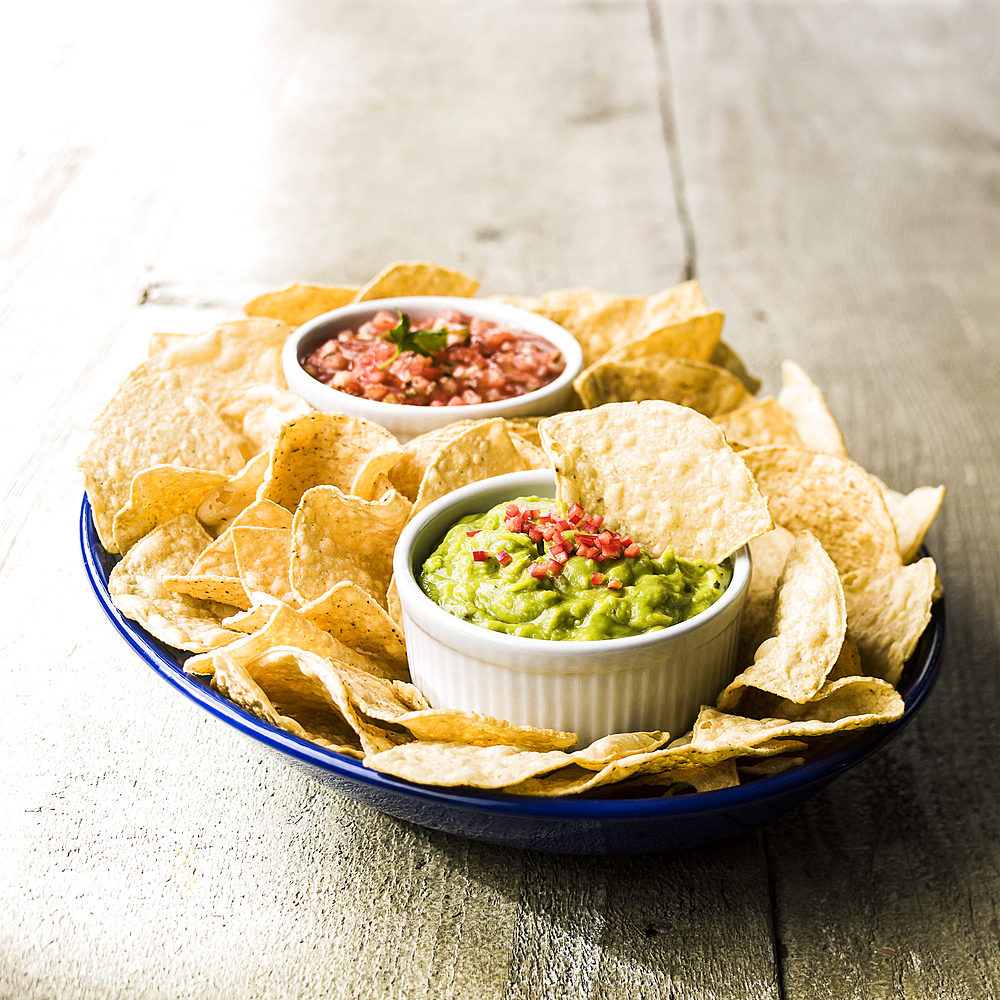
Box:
(212, 649), (364, 755)
(539, 401), (772, 563)
(411, 419), (531, 515)
(259, 412), (402, 511)
(388, 422), (475, 501)
(243, 283), (358, 326)
(503, 417), (542, 448)
(290, 485), (411, 608)
(574, 355), (752, 414)
(79, 373), (247, 552)
(231, 526), (297, 607)
(777, 360), (848, 456)
(507, 431), (550, 470)
(718, 531), (846, 710)
(353, 261), (480, 301)
(196, 451), (271, 536)
(599, 312), (725, 368)
(364, 731), (668, 790)
(112, 466), (228, 555)
(215, 384), (312, 461)
(121, 318), (292, 409)
(148, 332), (189, 355)
(532, 281), (713, 368)
(395, 709), (577, 750)
(740, 445), (937, 684)
(184, 601), (395, 680)
(108, 515), (243, 651)
(709, 340), (762, 395)
(737, 524), (796, 669)
(713, 398), (803, 449)
(872, 477), (946, 563)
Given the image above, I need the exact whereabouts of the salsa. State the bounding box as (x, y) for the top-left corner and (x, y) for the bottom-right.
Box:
(300, 309), (565, 407)
(419, 497), (732, 641)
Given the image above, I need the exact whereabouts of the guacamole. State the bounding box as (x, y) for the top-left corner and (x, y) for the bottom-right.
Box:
(419, 497), (732, 641)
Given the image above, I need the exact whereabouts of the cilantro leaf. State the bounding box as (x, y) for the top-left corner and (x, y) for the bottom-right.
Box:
(378, 311), (452, 369)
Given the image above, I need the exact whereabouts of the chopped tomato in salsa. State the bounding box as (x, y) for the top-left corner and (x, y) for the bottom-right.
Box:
(300, 309), (565, 406)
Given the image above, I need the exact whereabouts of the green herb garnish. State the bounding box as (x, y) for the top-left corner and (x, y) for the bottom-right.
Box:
(378, 311), (452, 369)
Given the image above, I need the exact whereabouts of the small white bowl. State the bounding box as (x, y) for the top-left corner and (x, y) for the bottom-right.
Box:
(282, 296), (584, 443)
(393, 470), (752, 747)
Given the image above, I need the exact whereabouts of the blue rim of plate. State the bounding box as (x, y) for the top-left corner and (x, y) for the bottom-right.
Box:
(80, 494), (945, 828)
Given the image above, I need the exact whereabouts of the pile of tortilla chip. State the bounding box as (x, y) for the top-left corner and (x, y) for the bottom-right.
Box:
(79, 260), (944, 798)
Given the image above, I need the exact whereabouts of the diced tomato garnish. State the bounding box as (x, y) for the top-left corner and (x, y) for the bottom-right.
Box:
(496, 550), (512, 566)
(567, 504), (584, 525)
(624, 542), (641, 558)
(466, 530), (480, 537)
(607, 578), (623, 591)
(529, 561), (548, 579)
(472, 550), (490, 562)
(591, 572), (605, 586)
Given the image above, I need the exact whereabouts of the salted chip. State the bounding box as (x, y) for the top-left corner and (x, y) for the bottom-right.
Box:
(219, 646), (406, 755)
(232, 526), (297, 606)
(196, 451), (271, 536)
(216, 385), (312, 461)
(109, 514), (242, 652)
(599, 312), (725, 368)
(737, 524), (796, 668)
(737, 756), (805, 779)
(395, 709), (577, 750)
(871, 477), (945, 563)
(243, 283), (358, 326)
(740, 446), (937, 684)
(718, 531), (846, 710)
(533, 281), (713, 368)
(353, 261), (480, 301)
(212, 650), (364, 755)
(411, 419), (531, 515)
(386, 576), (403, 629)
(501, 733), (803, 797)
(713, 398), (803, 449)
(503, 417), (542, 448)
(184, 600), (393, 680)
(112, 466), (228, 555)
(709, 341), (762, 395)
(364, 731), (668, 790)
(259, 412), (402, 511)
(388, 422), (475, 501)
(508, 432), (549, 470)
(574, 355), (752, 415)
(121, 318), (292, 409)
(290, 485), (411, 608)
(777, 360), (848, 456)
(538, 401), (772, 564)
(638, 758), (741, 794)
(827, 635), (862, 680)
(78, 373), (246, 552)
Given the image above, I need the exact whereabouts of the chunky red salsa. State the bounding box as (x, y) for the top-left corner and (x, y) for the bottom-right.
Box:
(300, 309), (565, 406)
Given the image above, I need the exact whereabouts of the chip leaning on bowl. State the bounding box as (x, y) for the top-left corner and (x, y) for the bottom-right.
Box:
(78, 258), (944, 798)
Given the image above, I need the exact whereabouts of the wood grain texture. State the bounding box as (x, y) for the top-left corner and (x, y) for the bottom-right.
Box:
(662, 1), (999, 997)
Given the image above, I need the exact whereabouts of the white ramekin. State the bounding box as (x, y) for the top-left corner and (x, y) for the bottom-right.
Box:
(393, 470), (751, 747)
(282, 297), (584, 443)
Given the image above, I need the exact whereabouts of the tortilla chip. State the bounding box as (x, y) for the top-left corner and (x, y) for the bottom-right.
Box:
(713, 398), (803, 449)
(353, 261), (480, 301)
(826, 636), (862, 680)
(504, 417), (542, 448)
(574, 355), (752, 414)
(184, 601), (394, 679)
(388, 422), (475, 501)
(79, 373), (246, 552)
(243, 283), (358, 326)
(108, 515), (243, 651)
(777, 360), (848, 456)
(394, 709), (577, 750)
(216, 384), (312, 461)
(148, 332), (189, 355)
(364, 731), (668, 790)
(718, 531), (846, 709)
(196, 451), (271, 536)
(121, 318), (292, 409)
(259, 412), (402, 511)
(290, 485), (411, 608)
(112, 466), (228, 555)
(710, 340), (762, 395)
(411, 419), (531, 515)
(212, 649), (365, 755)
(538, 401), (772, 563)
(231, 526), (297, 607)
(740, 446), (936, 684)
(599, 312), (725, 368)
(872, 478), (946, 563)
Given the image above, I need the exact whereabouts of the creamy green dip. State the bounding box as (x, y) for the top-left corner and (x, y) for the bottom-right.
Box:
(419, 496), (732, 641)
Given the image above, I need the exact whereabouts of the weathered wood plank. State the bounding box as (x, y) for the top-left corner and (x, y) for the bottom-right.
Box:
(661, 1), (999, 997)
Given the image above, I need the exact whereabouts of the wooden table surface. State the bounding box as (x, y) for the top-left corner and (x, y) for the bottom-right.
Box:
(2, 2), (997, 997)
